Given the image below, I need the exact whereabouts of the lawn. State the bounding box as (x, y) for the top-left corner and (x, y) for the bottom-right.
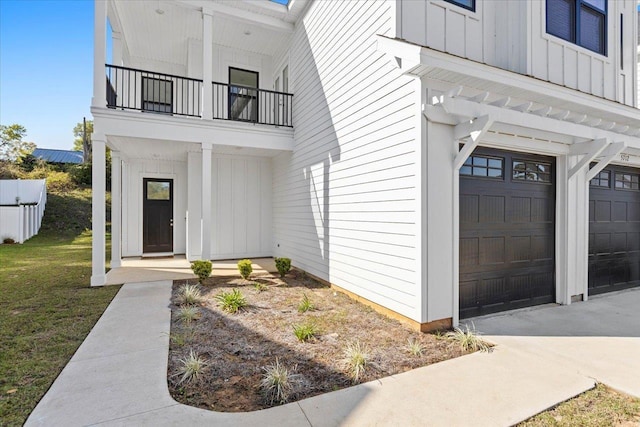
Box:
(520, 383), (640, 426)
(0, 187), (120, 426)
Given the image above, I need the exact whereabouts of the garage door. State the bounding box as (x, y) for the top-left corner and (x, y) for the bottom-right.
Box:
(459, 148), (556, 318)
(588, 165), (640, 295)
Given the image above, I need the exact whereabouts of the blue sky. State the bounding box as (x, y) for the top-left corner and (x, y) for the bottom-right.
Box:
(0, 0), (94, 150)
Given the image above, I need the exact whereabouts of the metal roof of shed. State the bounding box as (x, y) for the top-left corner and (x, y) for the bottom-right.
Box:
(32, 148), (84, 164)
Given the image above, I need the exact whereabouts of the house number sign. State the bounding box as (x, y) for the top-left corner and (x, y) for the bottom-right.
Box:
(620, 153), (630, 162)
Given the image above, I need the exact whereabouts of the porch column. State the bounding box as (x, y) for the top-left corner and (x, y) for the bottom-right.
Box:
(92, 0), (107, 108)
(201, 7), (213, 120)
(201, 143), (213, 259)
(112, 31), (123, 66)
(91, 135), (107, 286)
(111, 151), (122, 268)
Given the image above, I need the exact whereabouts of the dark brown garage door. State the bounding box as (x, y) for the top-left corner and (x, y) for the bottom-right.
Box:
(588, 165), (640, 295)
(459, 148), (556, 318)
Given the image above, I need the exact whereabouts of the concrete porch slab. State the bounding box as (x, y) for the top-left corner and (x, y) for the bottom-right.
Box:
(105, 256), (278, 285)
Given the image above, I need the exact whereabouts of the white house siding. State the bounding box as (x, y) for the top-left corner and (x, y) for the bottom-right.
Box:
(121, 158), (187, 257)
(399, 0), (637, 107)
(272, 0), (422, 321)
(210, 154), (272, 260)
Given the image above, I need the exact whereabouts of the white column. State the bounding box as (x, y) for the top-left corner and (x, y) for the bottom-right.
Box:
(201, 8), (214, 120)
(201, 143), (213, 259)
(112, 31), (123, 66)
(92, 0), (107, 108)
(91, 135), (107, 286)
(111, 151), (122, 269)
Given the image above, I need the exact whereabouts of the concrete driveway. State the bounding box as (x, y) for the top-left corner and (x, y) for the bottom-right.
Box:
(468, 287), (640, 397)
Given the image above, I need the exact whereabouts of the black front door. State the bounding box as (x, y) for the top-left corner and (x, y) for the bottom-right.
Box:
(459, 148), (556, 318)
(143, 178), (173, 253)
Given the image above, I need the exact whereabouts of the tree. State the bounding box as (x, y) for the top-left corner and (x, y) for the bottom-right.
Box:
(73, 119), (93, 162)
(0, 124), (36, 161)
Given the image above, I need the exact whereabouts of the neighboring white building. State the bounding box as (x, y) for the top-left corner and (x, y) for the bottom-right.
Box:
(92, 0), (639, 330)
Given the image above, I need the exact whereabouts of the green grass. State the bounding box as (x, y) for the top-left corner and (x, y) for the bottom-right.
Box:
(0, 187), (120, 426)
(520, 383), (640, 426)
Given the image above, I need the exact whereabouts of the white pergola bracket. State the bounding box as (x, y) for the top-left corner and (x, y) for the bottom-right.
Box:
(586, 142), (626, 182)
(568, 138), (609, 179)
(453, 115), (493, 170)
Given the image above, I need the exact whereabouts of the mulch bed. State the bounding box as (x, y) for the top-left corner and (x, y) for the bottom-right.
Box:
(167, 270), (468, 412)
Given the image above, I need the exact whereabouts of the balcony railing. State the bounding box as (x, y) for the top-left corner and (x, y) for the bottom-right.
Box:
(105, 65), (293, 127)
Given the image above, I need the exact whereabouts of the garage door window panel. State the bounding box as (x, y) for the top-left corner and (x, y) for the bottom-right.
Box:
(615, 173), (640, 190)
(461, 155), (504, 179)
(513, 160), (552, 183)
(590, 170), (611, 188)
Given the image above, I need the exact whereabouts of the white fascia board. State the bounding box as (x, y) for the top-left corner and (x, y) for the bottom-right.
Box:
(377, 36), (640, 125)
(178, 0), (294, 33)
(92, 108), (294, 153)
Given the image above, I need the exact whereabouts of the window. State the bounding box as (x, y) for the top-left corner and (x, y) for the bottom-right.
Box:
(445, 0), (475, 11)
(146, 181), (171, 200)
(460, 155), (503, 178)
(590, 170), (610, 187)
(142, 77), (173, 113)
(229, 67), (259, 122)
(615, 172), (640, 190)
(513, 160), (552, 183)
(546, 0), (607, 55)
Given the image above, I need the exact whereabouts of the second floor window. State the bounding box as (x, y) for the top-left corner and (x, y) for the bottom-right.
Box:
(546, 0), (607, 55)
(142, 77), (173, 113)
(445, 0), (475, 12)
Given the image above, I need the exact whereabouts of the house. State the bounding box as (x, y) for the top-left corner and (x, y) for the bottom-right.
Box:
(31, 148), (84, 165)
(91, 0), (639, 330)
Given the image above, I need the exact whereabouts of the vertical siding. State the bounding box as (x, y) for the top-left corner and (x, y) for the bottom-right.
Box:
(398, 0), (636, 107)
(272, 0), (420, 319)
(211, 154), (272, 259)
(121, 158), (187, 257)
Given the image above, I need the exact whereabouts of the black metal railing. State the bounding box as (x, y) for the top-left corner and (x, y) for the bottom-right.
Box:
(104, 65), (293, 127)
(106, 64), (202, 117)
(213, 82), (293, 127)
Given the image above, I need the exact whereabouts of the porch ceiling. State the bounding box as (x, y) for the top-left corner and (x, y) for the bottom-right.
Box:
(111, 0), (296, 68)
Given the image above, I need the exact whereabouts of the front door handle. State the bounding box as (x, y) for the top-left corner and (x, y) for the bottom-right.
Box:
(170, 219), (174, 227)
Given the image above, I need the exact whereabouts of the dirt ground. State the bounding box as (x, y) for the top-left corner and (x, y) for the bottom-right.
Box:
(167, 270), (468, 412)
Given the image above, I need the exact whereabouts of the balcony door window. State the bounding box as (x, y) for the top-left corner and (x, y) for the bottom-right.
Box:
(546, 0), (607, 55)
(229, 67), (258, 122)
(142, 77), (173, 113)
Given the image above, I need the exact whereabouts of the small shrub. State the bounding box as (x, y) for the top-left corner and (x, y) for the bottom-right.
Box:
(166, 330), (194, 347)
(176, 306), (201, 324)
(254, 282), (268, 292)
(176, 283), (204, 306)
(343, 341), (369, 383)
(176, 349), (207, 384)
(274, 257), (292, 278)
(43, 170), (74, 192)
(2, 237), (16, 244)
(215, 289), (247, 313)
(190, 260), (212, 284)
(293, 321), (317, 342)
(69, 163), (92, 186)
(404, 338), (426, 356)
(297, 293), (314, 313)
(237, 259), (253, 280)
(260, 358), (299, 405)
(446, 324), (491, 352)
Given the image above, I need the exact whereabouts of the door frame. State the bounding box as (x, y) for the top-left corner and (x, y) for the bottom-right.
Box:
(142, 177), (174, 255)
(228, 67), (259, 122)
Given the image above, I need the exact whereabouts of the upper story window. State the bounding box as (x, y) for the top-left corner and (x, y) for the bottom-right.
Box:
(142, 77), (173, 113)
(546, 0), (607, 55)
(444, 0), (475, 11)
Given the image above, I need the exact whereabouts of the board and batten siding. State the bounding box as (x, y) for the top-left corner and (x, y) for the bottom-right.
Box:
(272, 0), (422, 320)
(210, 154), (272, 260)
(121, 158), (187, 257)
(398, 0), (637, 107)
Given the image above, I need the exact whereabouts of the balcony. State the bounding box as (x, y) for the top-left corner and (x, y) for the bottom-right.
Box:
(105, 64), (293, 128)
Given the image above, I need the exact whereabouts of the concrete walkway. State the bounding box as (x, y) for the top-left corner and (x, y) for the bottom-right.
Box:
(26, 283), (639, 427)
